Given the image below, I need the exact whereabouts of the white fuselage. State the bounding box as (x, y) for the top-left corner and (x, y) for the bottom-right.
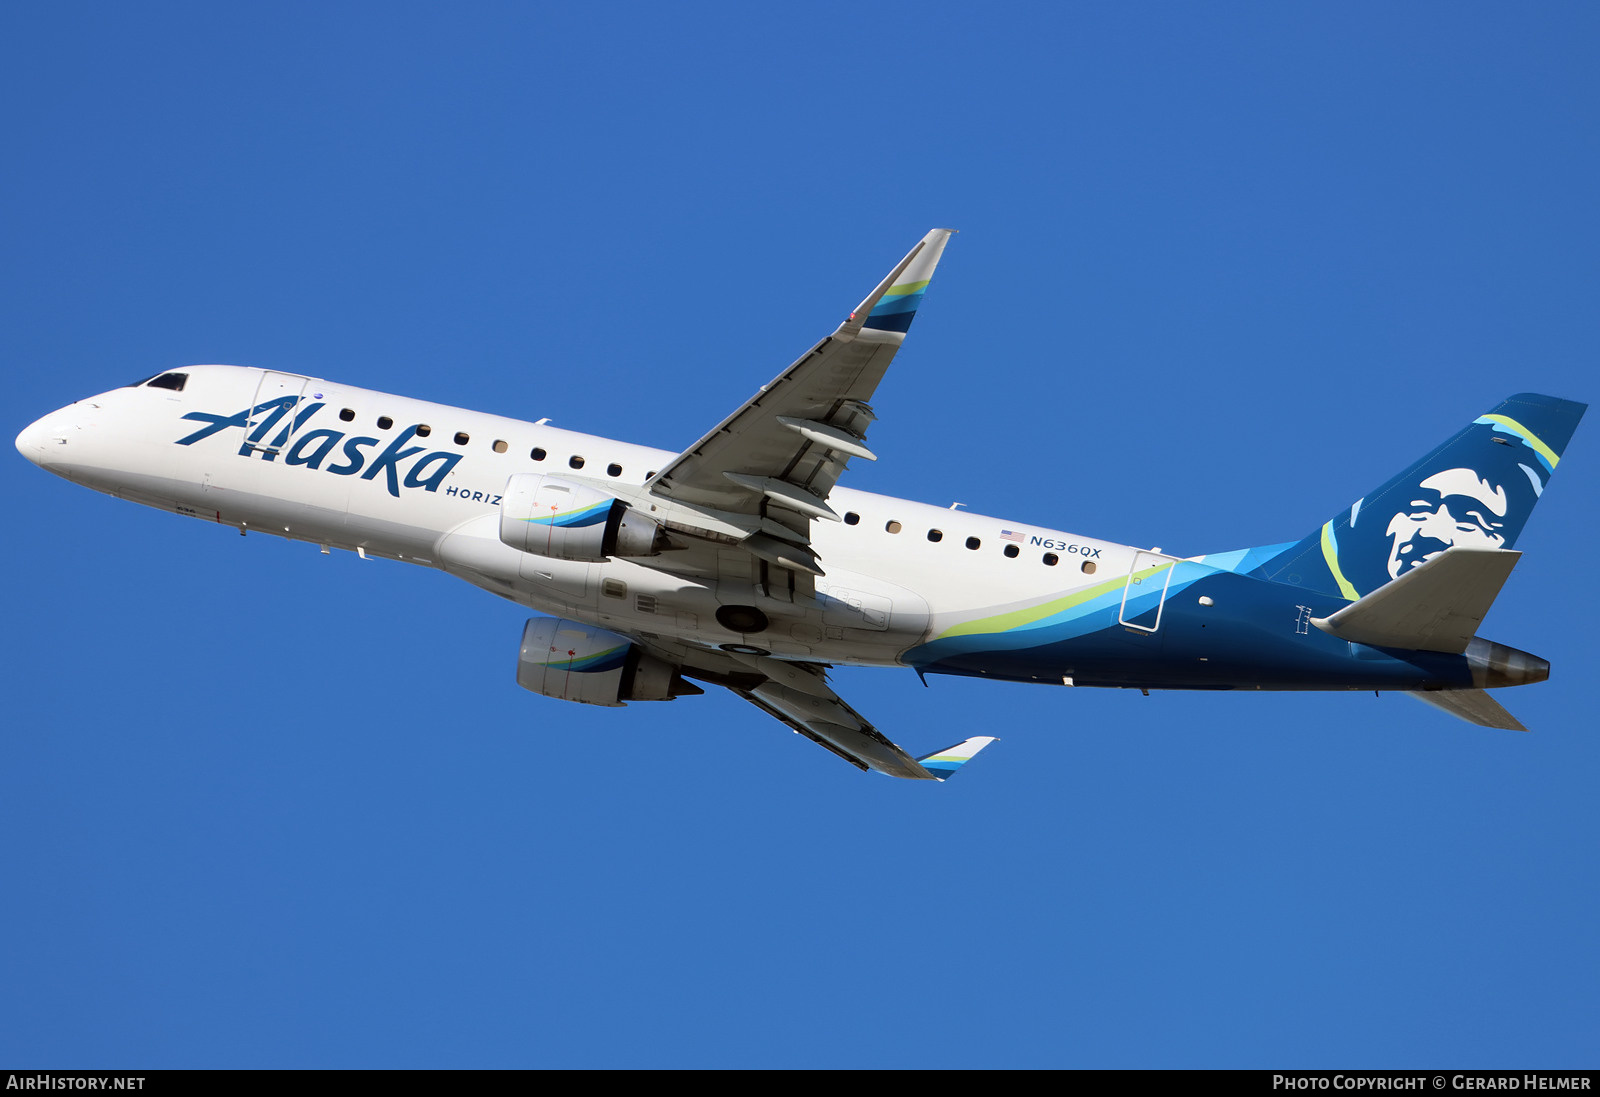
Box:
(18, 365), (1138, 671)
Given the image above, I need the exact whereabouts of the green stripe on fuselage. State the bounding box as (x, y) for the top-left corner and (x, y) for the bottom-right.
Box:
(935, 564), (1172, 640)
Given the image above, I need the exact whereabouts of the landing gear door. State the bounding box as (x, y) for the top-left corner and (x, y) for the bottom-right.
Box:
(1119, 550), (1179, 633)
(243, 370), (315, 457)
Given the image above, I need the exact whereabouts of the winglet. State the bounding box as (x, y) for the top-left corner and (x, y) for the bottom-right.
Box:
(915, 736), (998, 781)
(843, 228), (955, 337)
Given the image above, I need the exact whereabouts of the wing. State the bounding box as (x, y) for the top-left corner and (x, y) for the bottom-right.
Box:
(617, 233), (987, 780)
(723, 656), (997, 781)
(644, 229), (954, 578)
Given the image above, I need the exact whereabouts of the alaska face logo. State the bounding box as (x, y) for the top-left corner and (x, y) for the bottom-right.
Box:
(174, 396), (463, 498)
(1382, 467), (1510, 579)
(1324, 415), (1555, 599)
(1239, 397), (1585, 606)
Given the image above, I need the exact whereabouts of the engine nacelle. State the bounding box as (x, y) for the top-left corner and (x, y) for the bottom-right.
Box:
(516, 618), (700, 707)
(499, 473), (664, 562)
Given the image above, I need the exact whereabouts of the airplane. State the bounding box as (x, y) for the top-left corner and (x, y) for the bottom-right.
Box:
(15, 230), (1587, 782)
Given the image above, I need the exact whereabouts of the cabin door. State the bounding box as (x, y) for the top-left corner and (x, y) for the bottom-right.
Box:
(1119, 551), (1178, 633)
(242, 371), (315, 457)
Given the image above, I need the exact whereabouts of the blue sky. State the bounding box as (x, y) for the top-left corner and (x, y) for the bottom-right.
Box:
(4, 2), (1597, 1068)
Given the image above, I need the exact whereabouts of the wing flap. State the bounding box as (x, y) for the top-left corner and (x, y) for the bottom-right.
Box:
(735, 677), (936, 779)
(726, 657), (996, 781)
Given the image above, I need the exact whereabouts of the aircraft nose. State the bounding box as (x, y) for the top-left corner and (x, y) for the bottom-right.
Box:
(16, 417), (50, 465)
(16, 410), (74, 468)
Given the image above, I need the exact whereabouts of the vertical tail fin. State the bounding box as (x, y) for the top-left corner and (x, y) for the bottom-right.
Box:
(1245, 393), (1586, 601)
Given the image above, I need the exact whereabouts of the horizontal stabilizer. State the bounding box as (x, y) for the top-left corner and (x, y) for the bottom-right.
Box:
(1311, 547), (1521, 654)
(1408, 689), (1528, 732)
(916, 737), (999, 781)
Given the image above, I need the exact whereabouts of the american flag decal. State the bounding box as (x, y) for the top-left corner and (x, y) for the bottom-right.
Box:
(999, 529), (1025, 543)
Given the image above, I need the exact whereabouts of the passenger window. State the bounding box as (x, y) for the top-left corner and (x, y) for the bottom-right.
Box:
(965, 536), (981, 550)
(377, 416), (393, 430)
(1081, 560), (1096, 575)
(844, 512), (860, 525)
(531, 447), (546, 461)
(886, 521), (902, 534)
(147, 373), (188, 392)
(454, 432), (470, 446)
(1043, 553), (1059, 566)
(415, 424), (432, 437)
(1004, 544), (1020, 559)
(493, 440), (508, 454)
(607, 463), (622, 477)
(569, 456), (585, 469)
(927, 529), (943, 543)
(339, 408), (355, 422)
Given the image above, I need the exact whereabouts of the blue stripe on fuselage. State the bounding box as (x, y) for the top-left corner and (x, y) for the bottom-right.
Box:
(907, 568), (1477, 691)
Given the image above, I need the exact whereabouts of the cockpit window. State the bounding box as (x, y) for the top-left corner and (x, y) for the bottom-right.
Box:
(146, 373), (188, 392)
(125, 374), (160, 388)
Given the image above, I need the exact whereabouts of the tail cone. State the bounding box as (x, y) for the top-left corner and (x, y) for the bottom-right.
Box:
(1466, 638), (1549, 688)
